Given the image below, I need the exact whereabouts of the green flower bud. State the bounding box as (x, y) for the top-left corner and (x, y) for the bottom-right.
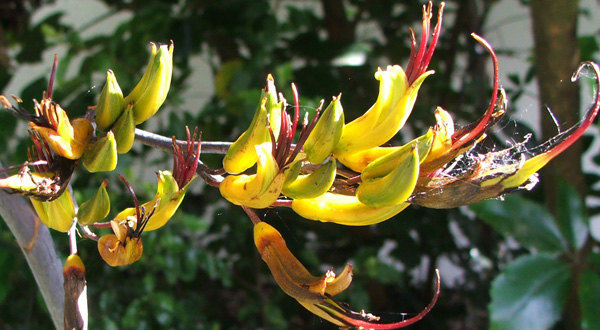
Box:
(30, 191), (75, 232)
(95, 70), (124, 131)
(82, 131), (118, 173)
(112, 103), (135, 154)
(124, 42), (174, 125)
(77, 179), (110, 226)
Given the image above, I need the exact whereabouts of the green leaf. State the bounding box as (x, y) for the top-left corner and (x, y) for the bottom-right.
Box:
(555, 179), (589, 250)
(489, 254), (571, 330)
(579, 270), (600, 330)
(470, 195), (568, 253)
(579, 35), (600, 62)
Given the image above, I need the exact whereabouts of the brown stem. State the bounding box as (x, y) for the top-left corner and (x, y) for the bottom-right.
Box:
(272, 199), (292, 208)
(242, 206), (262, 225)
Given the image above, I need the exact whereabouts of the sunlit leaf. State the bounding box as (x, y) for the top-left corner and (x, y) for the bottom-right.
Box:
(489, 254), (571, 330)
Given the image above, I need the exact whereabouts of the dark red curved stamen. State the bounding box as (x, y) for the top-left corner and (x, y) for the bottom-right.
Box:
(286, 99), (323, 167)
(268, 122), (278, 162)
(450, 34), (500, 150)
(172, 138), (182, 183)
(420, 3), (444, 78)
(406, 2), (444, 85)
(1, 96), (35, 123)
(275, 105), (292, 166)
(534, 61), (600, 159)
(28, 131), (53, 172)
(184, 127), (201, 185)
(118, 174), (141, 227)
(47, 54), (58, 99)
(172, 126), (201, 188)
(321, 269), (441, 329)
(267, 85), (323, 169)
(407, 28), (418, 73)
(135, 204), (155, 237)
(416, 4), (432, 73)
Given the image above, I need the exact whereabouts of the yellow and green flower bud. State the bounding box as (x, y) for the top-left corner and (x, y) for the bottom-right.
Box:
(112, 102), (135, 154)
(124, 42), (174, 125)
(81, 131), (118, 173)
(30, 191), (75, 232)
(282, 158), (337, 199)
(95, 69), (124, 131)
(303, 94), (344, 165)
(77, 179), (110, 226)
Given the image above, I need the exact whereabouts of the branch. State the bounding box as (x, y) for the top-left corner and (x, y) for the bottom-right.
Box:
(0, 161), (64, 329)
(134, 128), (231, 155)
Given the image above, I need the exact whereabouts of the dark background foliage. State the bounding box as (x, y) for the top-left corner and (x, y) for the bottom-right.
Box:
(0, 0), (599, 329)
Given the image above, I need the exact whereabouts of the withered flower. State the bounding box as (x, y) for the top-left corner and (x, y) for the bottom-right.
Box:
(98, 174), (153, 267)
(254, 220), (440, 329)
(0, 131), (77, 201)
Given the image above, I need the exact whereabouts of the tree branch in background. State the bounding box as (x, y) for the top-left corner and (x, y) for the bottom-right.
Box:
(531, 1), (583, 330)
(531, 0), (583, 200)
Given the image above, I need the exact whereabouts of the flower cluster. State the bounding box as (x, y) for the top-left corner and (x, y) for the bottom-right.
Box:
(219, 2), (600, 223)
(0, 41), (197, 266)
(217, 1), (600, 327)
(1, 1), (599, 328)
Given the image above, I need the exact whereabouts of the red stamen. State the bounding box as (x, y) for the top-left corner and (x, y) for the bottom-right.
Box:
(406, 2), (444, 85)
(172, 126), (201, 187)
(281, 112), (293, 165)
(536, 62), (600, 160)
(407, 28), (417, 75)
(48, 54), (58, 99)
(331, 269), (441, 329)
(268, 122), (278, 162)
(28, 131), (53, 172)
(172, 137), (182, 183)
(451, 33), (499, 149)
(420, 2), (444, 77)
(186, 127), (201, 185)
(415, 3), (431, 75)
(286, 99), (323, 167)
(275, 104), (291, 165)
(118, 174), (142, 227)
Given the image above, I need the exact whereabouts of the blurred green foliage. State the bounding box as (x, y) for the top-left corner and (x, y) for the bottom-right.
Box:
(0, 0), (599, 329)
(471, 179), (597, 329)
